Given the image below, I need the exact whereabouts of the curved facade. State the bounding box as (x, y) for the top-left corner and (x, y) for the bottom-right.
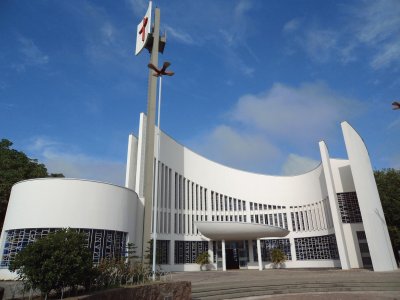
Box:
(126, 114), (396, 272)
(0, 115), (396, 278)
(0, 178), (139, 279)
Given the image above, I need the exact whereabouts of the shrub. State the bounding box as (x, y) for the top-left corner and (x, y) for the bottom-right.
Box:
(9, 229), (96, 299)
(270, 248), (286, 268)
(195, 252), (210, 271)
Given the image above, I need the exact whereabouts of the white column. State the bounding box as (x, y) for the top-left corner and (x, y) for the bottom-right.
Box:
(222, 239), (226, 271)
(319, 141), (350, 270)
(169, 239), (174, 267)
(289, 236), (297, 263)
(208, 241), (214, 264)
(248, 240), (254, 262)
(257, 239), (263, 271)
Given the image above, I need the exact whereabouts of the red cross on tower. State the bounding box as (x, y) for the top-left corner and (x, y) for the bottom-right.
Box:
(139, 17), (148, 42)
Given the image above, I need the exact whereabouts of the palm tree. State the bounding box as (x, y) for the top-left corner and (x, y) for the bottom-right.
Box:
(270, 248), (286, 268)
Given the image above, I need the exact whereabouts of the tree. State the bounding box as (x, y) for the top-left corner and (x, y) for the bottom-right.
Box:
(195, 252), (210, 271)
(9, 229), (96, 299)
(0, 139), (64, 230)
(270, 248), (286, 268)
(374, 168), (400, 263)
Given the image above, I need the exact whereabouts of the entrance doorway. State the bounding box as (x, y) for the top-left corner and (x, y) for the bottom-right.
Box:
(214, 240), (249, 270)
(226, 248), (239, 269)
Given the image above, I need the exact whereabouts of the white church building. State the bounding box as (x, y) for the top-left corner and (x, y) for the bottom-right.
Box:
(0, 114), (397, 279)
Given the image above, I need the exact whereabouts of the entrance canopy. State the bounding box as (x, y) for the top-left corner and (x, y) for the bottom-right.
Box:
(195, 221), (289, 241)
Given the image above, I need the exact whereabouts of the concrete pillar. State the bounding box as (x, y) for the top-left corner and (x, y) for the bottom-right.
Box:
(248, 240), (254, 262)
(257, 239), (263, 271)
(319, 141), (350, 270)
(208, 240), (214, 264)
(289, 236), (297, 263)
(169, 239), (174, 266)
(222, 239), (226, 271)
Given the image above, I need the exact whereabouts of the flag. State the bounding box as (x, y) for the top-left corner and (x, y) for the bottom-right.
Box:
(135, 1), (152, 56)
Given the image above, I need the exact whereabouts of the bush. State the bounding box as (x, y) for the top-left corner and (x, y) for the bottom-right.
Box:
(195, 252), (210, 271)
(270, 248), (286, 268)
(9, 229), (96, 299)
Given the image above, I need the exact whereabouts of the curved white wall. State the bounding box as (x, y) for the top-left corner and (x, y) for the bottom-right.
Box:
(0, 178), (139, 279)
(159, 127), (328, 207)
(1, 178), (138, 235)
(131, 114), (342, 271)
(342, 121), (397, 271)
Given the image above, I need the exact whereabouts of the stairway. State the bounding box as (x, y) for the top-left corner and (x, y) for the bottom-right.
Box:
(192, 279), (400, 299)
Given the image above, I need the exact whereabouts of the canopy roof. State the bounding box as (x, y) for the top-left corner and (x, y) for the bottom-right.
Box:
(195, 221), (290, 241)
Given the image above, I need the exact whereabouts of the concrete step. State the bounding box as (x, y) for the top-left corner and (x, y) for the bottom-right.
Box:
(192, 281), (400, 300)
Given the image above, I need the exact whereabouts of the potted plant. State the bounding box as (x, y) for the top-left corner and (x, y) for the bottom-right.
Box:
(195, 252), (210, 271)
(270, 248), (286, 268)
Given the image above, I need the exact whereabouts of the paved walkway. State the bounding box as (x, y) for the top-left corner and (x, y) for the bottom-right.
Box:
(1, 269), (399, 299)
(171, 268), (400, 299)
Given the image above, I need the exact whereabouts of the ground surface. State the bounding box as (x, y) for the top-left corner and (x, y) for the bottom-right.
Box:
(1, 268), (399, 299)
(171, 268), (400, 299)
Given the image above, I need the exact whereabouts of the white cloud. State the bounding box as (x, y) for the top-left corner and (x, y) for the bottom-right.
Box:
(306, 30), (338, 62)
(101, 22), (115, 45)
(230, 82), (361, 144)
(283, 0), (400, 69)
(79, 2), (142, 76)
(190, 125), (281, 173)
(234, 0), (253, 19)
(164, 25), (196, 45)
(12, 36), (49, 72)
(283, 18), (301, 33)
(352, 0), (400, 70)
(281, 154), (320, 176)
(370, 41), (400, 70)
(27, 137), (125, 185)
(353, 0), (400, 45)
(387, 117), (400, 130)
(189, 82), (361, 175)
(294, 29), (339, 63)
(125, 0), (148, 17)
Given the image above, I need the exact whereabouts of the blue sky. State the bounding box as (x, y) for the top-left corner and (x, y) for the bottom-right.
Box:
(1, 0), (399, 185)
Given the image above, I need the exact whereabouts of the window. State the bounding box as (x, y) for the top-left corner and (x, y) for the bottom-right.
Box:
(337, 192), (362, 223)
(291, 212), (296, 231)
(295, 234), (339, 260)
(1, 228), (128, 266)
(174, 241), (208, 264)
(254, 239), (291, 262)
(295, 212), (300, 231)
(283, 213), (288, 229)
